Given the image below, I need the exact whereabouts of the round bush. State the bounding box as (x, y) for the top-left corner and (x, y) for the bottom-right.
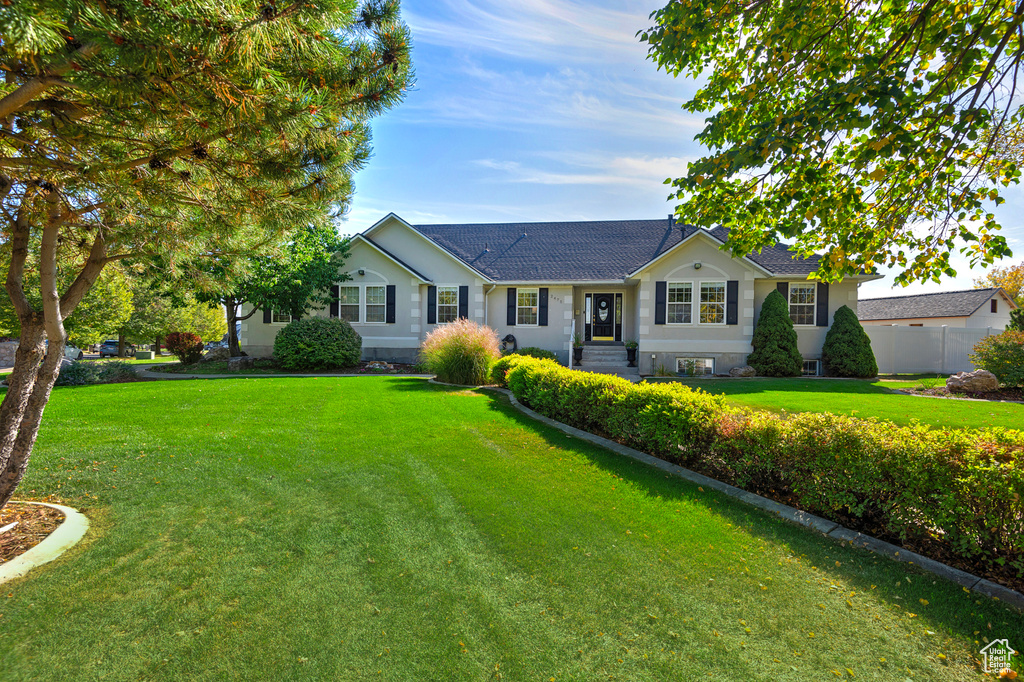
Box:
(747, 289), (802, 377)
(420, 319), (500, 385)
(165, 331), (204, 365)
(273, 318), (362, 371)
(509, 346), (558, 361)
(821, 305), (878, 377)
(971, 329), (1024, 387)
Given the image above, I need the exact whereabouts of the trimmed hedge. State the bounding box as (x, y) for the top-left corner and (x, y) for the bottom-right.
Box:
(496, 356), (1024, 580)
(508, 346), (559, 361)
(274, 318), (362, 370)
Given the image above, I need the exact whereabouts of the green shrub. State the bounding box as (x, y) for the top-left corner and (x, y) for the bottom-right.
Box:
(499, 356), (1024, 579)
(420, 318), (500, 385)
(1008, 308), (1024, 332)
(747, 290), (802, 377)
(96, 361), (138, 383)
(55, 362), (99, 386)
(509, 346), (558, 361)
(165, 332), (204, 365)
(820, 305), (878, 377)
(273, 317), (362, 371)
(970, 330), (1024, 387)
(55, 360), (138, 386)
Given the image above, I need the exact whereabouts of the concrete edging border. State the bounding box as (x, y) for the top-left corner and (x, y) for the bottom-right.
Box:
(0, 501), (89, 585)
(483, 386), (1024, 613)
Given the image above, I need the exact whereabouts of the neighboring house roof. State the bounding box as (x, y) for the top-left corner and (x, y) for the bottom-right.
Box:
(858, 287), (1016, 321)
(404, 218), (828, 282)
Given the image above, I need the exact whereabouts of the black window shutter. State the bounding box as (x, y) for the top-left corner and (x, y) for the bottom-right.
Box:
(506, 288), (517, 326)
(427, 286), (437, 324)
(539, 288), (549, 326)
(330, 284), (340, 318)
(776, 282), (789, 300)
(263, 309), (272, 324)
(458, 285), (469, 319)
(385, 285), (396, 324)
(726, 280), (739, 325)
(654, 281), (667, 325)
(816, 282), (829, 327)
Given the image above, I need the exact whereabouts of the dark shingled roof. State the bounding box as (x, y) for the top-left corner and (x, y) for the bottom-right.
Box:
(858, 288), (1008, 321)
(407, 219), (820, 281)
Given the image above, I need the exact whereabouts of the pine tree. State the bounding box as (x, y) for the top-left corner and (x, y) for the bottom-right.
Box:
(821, 305), (878, 378)
(0, 0), (412, 507)
(747, 290), (803, 377)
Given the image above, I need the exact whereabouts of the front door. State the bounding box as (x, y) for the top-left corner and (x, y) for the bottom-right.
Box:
(592, 293), (615, 340)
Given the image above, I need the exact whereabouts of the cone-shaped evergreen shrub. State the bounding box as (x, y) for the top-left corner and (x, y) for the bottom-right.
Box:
(747, 290), (803, 377)
(821, 305), (878, 377)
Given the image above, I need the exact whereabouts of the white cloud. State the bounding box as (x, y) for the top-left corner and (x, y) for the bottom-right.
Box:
(473, 153), (693, 191)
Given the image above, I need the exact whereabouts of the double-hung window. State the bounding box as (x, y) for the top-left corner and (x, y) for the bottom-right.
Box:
(517, 288), (539, 325)
(338, 286), (360, 322)
(789, 283), (816, 325)
(437, 286), (459, 323)
(365, 285), (386, 323)
(272, 311), (291, 324)
(667, 283), (692, 324)
(699, 282), (726, 324)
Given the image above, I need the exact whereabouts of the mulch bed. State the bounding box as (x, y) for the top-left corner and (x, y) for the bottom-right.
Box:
(897, 386), (1024, 402)
(0, 502), (64, 566)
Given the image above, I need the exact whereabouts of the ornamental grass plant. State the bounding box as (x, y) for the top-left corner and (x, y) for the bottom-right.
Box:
(421, 319), (500, 385)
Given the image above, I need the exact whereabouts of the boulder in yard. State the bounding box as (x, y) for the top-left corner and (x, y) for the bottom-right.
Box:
(729, 365), (756, 377)
(946, 369), (999, 393)
(227, 356), (255, 371)
(200, 346), (231, 363)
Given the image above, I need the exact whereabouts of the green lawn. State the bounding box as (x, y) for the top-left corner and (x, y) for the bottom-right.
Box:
(655, 377), (1023, 429)
(82, 354), (180, 365)
(0, 378), (1018, 680)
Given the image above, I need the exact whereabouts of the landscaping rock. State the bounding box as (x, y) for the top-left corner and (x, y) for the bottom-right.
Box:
(227, 356), (255, 371)
(946, 369), (999, 393)
(729, 365), (756, 377)
(200, 346), (231, 363)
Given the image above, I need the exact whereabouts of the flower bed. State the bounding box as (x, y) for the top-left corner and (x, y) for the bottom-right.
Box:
(491, 355), (1024, 588)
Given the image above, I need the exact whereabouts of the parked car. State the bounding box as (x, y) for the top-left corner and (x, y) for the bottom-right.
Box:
(64, 343), (84, 361)
(99, 339), (136, 358)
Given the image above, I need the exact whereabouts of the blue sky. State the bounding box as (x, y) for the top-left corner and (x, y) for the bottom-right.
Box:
(339, 0), (1024, 298)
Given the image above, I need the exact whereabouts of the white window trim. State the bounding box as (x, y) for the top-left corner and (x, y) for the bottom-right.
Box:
(676, 357), (715, 376)
(337, 285), (362, 324)
(787, 282), (817, 327)
(517, 287), (540, 327)
(436, 284), (459, 325)
(697, 280), (727, 326)
(270, 311), (292, 325)
(665, 280), (694, 326)
(362, 284), (387, 325)
(802, 359), (821, 376)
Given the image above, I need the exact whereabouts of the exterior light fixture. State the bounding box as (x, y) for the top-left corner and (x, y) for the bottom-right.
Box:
(694, 262), (702, 270)
(358, 269), (365, 276)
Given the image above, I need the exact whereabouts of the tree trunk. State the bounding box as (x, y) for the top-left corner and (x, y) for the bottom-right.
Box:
(117, 333), (126, 358)
(154, 335), (162, 355)
(226, 298), (243, 357)
(0, 324), (63, 507)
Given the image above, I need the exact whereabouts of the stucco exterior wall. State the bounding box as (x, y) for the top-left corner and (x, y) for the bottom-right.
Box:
(484, 285), (574, 365)
(632, 236), (761, 375)
(752, 278), (861, 360)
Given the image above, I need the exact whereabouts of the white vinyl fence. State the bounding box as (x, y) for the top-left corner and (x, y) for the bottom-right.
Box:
(864, 325), (997, 375)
